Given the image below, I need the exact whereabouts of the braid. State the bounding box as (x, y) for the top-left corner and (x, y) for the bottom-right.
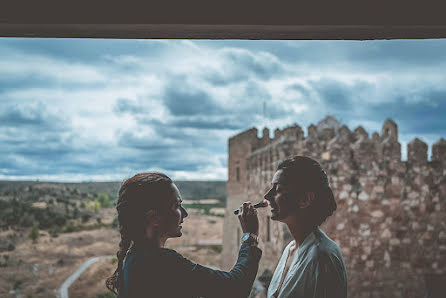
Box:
(106, 224), (132, 294)
(105, 172), (173, 295)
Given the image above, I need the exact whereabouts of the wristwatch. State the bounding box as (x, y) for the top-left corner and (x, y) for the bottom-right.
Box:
(241, 232), (259, 245)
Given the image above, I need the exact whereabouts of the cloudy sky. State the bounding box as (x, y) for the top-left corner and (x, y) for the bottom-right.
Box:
(0, 38), (445, 181)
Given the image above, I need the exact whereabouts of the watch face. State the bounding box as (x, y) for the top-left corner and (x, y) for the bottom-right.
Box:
(241, 233), (250, 241)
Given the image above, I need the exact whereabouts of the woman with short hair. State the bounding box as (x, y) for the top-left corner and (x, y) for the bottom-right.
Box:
(264, 156), (347, 298)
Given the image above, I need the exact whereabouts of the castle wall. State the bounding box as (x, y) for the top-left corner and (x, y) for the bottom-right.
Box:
(221, 128), (259, 269)
(223, 117), (446, 297)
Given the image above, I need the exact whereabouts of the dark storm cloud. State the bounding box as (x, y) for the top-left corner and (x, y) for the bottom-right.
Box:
(221, 49), (284, 80)
(368, 89), (446, 135)
(197, 40), (446, 70)
(0, 102), (79, 176)
(0, 136), (75, 175)
(303, 76), (446, 137)
(242, 80), (271, 101)
(119, 119), (228, 149)
(163, 79), (223, 116)
(2, 38), (446, 180)
(116, 150), (203, 172)
(116, 130), (213, 172)
(117, 130), (177, 151)
(201, 48), (286, 86)
(309, 78), (374, 113)
(202, 69), (247, 86)
(113, 98), (144, 115)
(341, 40), (446, 67)
(170, 117), (244, 130)
(0, 102), (69, 131)
(0, 38), (169, 64)
(0, 76), (104, 94)
(286, 82), (312, 98)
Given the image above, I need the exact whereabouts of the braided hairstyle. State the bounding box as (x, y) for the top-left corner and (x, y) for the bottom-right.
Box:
(106, 172), (173, 295)
(277, 156), (337, 227)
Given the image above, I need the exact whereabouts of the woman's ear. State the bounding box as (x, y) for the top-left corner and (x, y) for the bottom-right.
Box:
(146, 210), (160, 227)
(298, 192), (315, 208)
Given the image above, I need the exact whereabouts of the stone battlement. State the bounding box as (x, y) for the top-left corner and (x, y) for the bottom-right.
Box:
(222, 116), (446, 298)
(229, 116), (445, 165)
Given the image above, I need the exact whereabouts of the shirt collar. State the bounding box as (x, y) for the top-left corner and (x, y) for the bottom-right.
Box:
(296, 226), (319, 255)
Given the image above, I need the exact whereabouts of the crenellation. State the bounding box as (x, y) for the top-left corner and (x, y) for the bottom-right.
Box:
(354, 126), (369, 140)
(408, 138), (428, 165)
(432, 138), (446, 163)
(382, 118), (399, 141)
(260, 127), (271, 147)
(339, 125), (353, 142)
(223, 115), (445, 298)
(308, 124), (317, 139)
(273, 128), (282, 139)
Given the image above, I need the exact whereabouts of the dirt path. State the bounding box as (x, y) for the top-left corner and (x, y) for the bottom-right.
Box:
(58, 255), (113, 298)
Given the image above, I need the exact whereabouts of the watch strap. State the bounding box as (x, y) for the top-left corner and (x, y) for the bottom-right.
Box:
(241, 233), (259, 245)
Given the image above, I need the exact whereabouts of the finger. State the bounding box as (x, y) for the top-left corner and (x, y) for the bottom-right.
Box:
(242, 202), (250, 214)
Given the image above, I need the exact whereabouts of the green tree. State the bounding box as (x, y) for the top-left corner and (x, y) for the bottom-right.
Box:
(98, 193), (113, 208)
(29, 223), (40, 243)
(93, 200), (101, 212)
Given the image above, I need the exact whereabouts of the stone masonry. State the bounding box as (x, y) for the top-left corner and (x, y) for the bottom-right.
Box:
(222, 116), (446, 298)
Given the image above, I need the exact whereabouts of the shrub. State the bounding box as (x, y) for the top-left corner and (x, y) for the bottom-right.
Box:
(29, 224), (40, 243)
(81, 213), (91, 223)
(63, 222), (78, 233)
(111, 257), (118, 264)
(98, 193), (114, 208)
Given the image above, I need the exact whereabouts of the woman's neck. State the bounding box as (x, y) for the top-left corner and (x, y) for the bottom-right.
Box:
(135, 237), (167, 251)
(145, 227), (168, 248)
(286, 220), (315, 247)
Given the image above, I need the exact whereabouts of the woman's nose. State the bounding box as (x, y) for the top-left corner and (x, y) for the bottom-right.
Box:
(182, 206), (188, 218)
(264, 190), (272, 200)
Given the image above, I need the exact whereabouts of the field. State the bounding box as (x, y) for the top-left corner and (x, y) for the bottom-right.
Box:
(0, 181), (226, 298)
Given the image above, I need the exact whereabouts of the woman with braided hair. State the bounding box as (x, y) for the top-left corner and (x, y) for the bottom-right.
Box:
(264, 156), (347, 298)
(106, 172), (262, 298)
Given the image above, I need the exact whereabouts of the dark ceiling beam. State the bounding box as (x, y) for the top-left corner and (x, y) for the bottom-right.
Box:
(1, 1), (446, 39)
(2, 24), (446, 40)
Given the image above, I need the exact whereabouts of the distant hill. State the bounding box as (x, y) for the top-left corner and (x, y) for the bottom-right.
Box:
(0, 180), (226, 233)
(0, 180), (226, 203)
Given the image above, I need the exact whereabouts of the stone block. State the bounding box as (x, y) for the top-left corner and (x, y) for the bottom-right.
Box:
(381, 229), (392, 238)
(358, 191), (369, 201)
(371, 210), (384, 218)
(339, 190), (349, 200)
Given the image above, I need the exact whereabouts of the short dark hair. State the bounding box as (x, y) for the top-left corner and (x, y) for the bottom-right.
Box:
(277, 156), (337, 226)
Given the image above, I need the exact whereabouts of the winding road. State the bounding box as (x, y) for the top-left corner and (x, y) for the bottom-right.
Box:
(58, 255), (113, 298)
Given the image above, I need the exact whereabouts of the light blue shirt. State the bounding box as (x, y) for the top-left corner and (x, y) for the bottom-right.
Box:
(267, 227), (347, 298)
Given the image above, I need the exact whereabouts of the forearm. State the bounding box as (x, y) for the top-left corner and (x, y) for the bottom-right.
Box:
(190, 243), (262, 297)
